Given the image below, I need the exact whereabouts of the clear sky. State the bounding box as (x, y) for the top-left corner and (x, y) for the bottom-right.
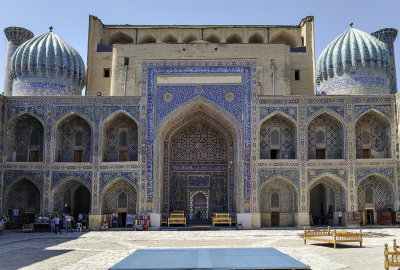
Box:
(0, 0), (399, 93)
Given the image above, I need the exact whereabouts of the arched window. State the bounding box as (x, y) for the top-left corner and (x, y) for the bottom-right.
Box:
(271, 192), (280, 208)
(75, 131), (83, 147)
(119, 130), (128, 147)
(226, 33), (243, 43)
(29, 130), (40, 145)
(118, 192), (128, 209)
(205, 34), (220, 43)
(365, 186), (374, 204)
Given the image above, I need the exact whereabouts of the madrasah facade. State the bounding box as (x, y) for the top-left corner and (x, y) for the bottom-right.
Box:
(0, 15), (399, 228)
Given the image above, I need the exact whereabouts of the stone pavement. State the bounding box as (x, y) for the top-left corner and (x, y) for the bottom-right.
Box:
(0, 227), (398, 270)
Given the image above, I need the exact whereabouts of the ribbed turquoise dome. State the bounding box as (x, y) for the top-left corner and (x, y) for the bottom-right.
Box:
(9, 30), (86, 96)
(316, 26), (391, 95)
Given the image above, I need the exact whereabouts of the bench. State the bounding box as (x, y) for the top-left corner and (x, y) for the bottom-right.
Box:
(212, 213), (232, 227)
(303, 226), (362, 248)
(22, 224), (34, 233)
(384, 239), (400, 269)
(168, 211), (186, 227)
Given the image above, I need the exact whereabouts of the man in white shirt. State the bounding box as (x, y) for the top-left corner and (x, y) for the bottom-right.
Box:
(338, 209), (343, 226)
(54, 216), (61, 234)
(66, 214), (72, 232)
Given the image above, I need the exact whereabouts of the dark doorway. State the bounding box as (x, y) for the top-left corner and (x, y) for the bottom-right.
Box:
(316, 149), (326, 159)
(119, 213), (127, 227)
(271, 212), (280, 226)
(271, 149), (280, 159)
(365, 209), (374, 224)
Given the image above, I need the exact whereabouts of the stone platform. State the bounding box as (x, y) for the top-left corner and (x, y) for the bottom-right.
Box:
(109, 247), (310, 270)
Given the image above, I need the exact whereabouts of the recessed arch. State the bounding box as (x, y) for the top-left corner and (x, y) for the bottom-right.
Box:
(55, 113), (92, 162)
(183, 33), (198, 43)
(259, 177), (298, 227)
(102, 111), (139, 162)
(205, 34), (220, 43)
(52, 177), (91, 216)
(308, 175), (346, 225)
(101, 177), (138, 215)
(161, 33), (178, 43)
(6, 112), (44, 162)
(4, 178), (41, 224)
(248, 32), (264, 43)
(108, 32), (133, 46)
(155, 97), (242, 215)
(307, 112), (345, 159)
(226, 33), (243, 43)
(139, 34), (156, 43)
(260, 112), (297, 159)
(357, 174), (395, 216)
(355, 110), (391, 159)
(270, 31), (297, 47)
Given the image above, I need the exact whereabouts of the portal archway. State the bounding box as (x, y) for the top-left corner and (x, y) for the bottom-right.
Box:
(52, 179), (91, 217)
(4, 178), (41, 224)
(309, 176), (346, 225)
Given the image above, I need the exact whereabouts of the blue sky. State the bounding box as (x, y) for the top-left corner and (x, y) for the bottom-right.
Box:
(1, 0), (399, 93)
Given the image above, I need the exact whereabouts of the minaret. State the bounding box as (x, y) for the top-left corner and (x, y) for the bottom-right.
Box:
(3, 27), (34, 96)
(371, 28), (398, 94)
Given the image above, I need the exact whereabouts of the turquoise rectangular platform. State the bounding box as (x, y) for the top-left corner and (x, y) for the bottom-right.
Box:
(109, 247), (310, 270)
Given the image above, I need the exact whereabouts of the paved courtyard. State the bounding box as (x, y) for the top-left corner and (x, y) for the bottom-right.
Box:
(0, 227), (398, 270)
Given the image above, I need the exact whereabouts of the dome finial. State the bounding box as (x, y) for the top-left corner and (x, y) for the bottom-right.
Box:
(349, 22), (353, 28)
(49, 26), (53, 32)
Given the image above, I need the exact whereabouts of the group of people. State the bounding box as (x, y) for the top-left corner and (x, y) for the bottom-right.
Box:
(50, 213), (84, 234)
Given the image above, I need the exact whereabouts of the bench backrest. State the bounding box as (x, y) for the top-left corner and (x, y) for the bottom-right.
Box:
(170, 213), (185, 218)
(214, 213), (230, 218)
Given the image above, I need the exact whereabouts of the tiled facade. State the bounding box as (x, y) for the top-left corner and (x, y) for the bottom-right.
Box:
(0, 16), (399, 229)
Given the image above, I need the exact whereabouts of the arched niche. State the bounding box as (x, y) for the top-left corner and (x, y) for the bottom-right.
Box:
(52, 178), (91, 217)
(183, 34), (198, 43)
(270, 31), (297, 47)
(103, 112), (138, 162)
(56, 114), (92, 162)
(309, 176), (346, 225)
(226, 33), (243, 43)
(260, 114), (297, 159)
(101, 178), (137, 214)
(108, 32), (133, 45)
(307, 112), (344, 159)
(139, 34), (156, 43)
(355, 111), (391, 159)
(249, 32), (264, 43)
(4, 178), (41, 223)
(259, 178), (297, 227)
(161, 34), (178, 43)
(205, 34), (220, 43)
(7, 113), (44, 162)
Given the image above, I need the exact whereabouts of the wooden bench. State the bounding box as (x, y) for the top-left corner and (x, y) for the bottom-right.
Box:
(384, 239), (400, 269)
(22, 224), (34, 233)
(303, 226), (362, 248)
(168, 211), (186, 227)
(212, 213), (232, 227)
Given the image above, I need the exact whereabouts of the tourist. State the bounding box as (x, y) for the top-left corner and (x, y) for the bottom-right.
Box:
(50, 216), (55, 233)
(328, 208), (333, 226)
(13, 208), (19, 227)
(54, 215), (61, 234)
(101, 219), (108, 231)
(338, 209), (343, 226)
(0, 217), (4, 235)
(112, 209), (118, 228)
(66, 213), (72, 232)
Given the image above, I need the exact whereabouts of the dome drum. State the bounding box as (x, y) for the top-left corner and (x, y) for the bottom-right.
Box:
(12, 76), (82, 96)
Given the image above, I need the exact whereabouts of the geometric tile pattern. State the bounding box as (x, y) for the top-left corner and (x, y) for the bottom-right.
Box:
(357, 176), (394, 211)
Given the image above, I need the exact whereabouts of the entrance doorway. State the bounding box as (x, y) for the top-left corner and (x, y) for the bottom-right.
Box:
(53, 179), (91, 218)
(310, 183), (334, 225)
(271, 211), (280, 226)
(365, 209), (374, 224)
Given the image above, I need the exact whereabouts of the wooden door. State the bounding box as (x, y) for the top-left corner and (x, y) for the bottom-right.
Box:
(119, 150), (128, 162)
(271, 211), (280, 226)
(362, 149), (371, 159)
(74, 150), (83, 162)
(29, 150), (39, 162)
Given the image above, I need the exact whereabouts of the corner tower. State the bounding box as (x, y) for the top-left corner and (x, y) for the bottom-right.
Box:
(3, 27), (33, 96)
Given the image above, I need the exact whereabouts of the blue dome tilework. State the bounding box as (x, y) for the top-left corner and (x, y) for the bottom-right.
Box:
(316, 27), (391, 95)
(9, 31), (86, 96)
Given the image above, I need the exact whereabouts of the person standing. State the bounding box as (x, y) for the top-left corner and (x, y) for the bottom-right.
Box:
(66, 214), (72, 232)
(54, 215), (62, 234)
(338, 209), (343, 226)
